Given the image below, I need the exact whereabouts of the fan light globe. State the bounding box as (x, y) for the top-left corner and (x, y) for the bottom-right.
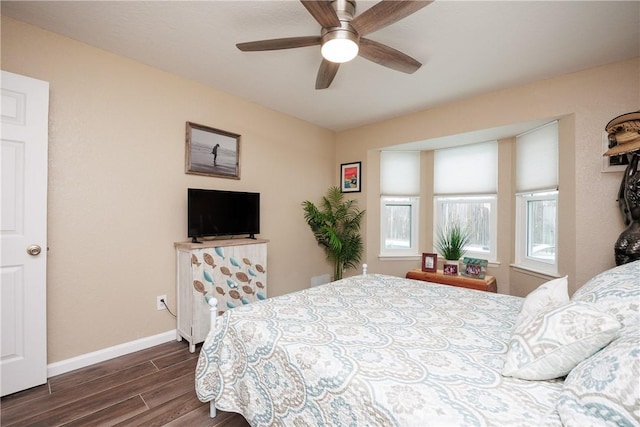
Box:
(321, 38), (359, 63)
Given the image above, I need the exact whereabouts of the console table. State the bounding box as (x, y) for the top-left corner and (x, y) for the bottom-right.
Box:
(175, 238), (268, 352)
(406, 268), (497, 293)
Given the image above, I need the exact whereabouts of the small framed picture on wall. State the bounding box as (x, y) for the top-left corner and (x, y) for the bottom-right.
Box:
(340, 161), (361, 193)
(421, 253), (437, 272)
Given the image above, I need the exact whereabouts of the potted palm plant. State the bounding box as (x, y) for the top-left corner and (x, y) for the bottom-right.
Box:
(302, 186), (365, 281)
(435, 222), (470, 275)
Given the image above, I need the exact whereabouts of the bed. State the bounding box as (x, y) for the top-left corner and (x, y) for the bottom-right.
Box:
(195, 261), (640, 426)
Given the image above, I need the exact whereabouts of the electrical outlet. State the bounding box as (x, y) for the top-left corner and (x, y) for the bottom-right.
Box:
(156, 295), (167, 311)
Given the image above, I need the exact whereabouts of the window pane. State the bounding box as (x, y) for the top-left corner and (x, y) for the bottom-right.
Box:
(380, 196), (419, 257)
(526, 199), (556, 262)
(438, 200), (492, 254)
(384, 204), (412, 249)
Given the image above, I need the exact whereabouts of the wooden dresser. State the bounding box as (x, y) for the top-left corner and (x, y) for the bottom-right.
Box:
(406, 269), (497, 293)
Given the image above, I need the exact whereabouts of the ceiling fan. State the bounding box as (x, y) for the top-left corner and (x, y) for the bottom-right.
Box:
(236, 0), (432, 90)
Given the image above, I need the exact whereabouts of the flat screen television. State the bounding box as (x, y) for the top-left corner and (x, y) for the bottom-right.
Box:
(188, 188), (260, 242)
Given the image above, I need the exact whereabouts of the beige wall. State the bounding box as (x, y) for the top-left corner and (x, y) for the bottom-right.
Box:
(336, 57), (639, 297)
(2, 17), (336, 363)
(3, 15), (639, 363)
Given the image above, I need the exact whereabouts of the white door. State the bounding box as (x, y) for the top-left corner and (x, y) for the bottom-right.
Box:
(1, 70), (49, 396)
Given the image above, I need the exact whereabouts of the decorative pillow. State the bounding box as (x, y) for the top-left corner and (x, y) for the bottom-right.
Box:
(515, 276), (569, 325)
(502, 301), (621, 380)
(557, 329), (640, 427)
(571, 261), (640, 334)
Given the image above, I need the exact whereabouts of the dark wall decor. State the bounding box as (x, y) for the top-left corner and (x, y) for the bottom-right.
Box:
(604, 111), (640, 265)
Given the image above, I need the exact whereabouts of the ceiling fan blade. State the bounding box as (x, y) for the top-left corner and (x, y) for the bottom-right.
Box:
(300, 1), (340, 28)
(358, 38), (422, 74)
(351, 0), (433, 37)
(237, 36), (321, 51)
(316, 59), (340, 89)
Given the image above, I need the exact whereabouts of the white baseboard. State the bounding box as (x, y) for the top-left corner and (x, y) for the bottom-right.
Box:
(47, 329), (177, 378)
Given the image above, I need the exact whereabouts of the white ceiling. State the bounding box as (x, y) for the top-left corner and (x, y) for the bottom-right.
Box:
(2, 1), (639, 132)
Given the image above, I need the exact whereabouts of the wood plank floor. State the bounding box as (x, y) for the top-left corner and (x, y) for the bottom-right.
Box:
(0, 341), (250, 426)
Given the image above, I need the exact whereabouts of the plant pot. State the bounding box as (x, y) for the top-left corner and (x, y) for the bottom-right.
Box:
(443, 259), (459, 275)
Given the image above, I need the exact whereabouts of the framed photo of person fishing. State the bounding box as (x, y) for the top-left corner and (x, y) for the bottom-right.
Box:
(185, 121), (241, 179)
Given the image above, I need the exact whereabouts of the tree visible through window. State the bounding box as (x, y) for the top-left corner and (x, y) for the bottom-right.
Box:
(380, 196), (419, 256)
(526, 195), (557, 262)
(434, 196), (496, 259)
(384, 202), (412, 249)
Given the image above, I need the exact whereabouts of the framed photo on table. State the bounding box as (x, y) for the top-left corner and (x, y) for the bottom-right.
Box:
(421, 253), (437, 272)
(340, 161), (361, 193)
(443, 263), (458, 276)
(461, 257), (488, 279)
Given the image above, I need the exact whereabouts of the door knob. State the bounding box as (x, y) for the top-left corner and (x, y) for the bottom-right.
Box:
(27, 245), (42, 256)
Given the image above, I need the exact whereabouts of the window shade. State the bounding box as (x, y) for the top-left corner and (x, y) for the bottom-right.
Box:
(434, 141), (498, 194)
(516, 121), (558, 192)
(380, 151), (420, 196)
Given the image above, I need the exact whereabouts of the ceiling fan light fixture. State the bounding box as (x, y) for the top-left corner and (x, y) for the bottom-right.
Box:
(237, 0), (430, 89)
(321, 30), (359, 63)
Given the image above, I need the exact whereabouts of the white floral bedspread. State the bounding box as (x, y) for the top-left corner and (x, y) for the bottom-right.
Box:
(196, 274), (563, 426)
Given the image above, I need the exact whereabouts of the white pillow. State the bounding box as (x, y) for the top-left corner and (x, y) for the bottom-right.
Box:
(502, 301), (621, 380)
(571, 261), (640, 334)
(516, 276), (569, 325)
(557, 329), (640, 426)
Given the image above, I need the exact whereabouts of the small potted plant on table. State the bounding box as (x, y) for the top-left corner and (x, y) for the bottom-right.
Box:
(435, 222), (470, 275)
